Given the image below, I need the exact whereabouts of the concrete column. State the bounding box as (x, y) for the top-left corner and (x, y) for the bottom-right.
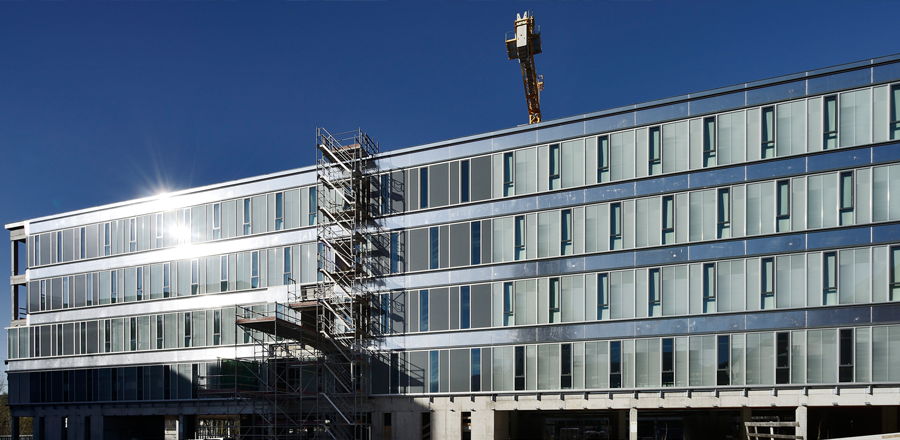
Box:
(394, 412), (421, 440)
(472, 409), (494, 440)
(795, 406), (808, 440)
(11, 416), (20, 440)
(629, 408), (638, 440)
(442, 410), (461, 440)
(371, 411), (384, 440)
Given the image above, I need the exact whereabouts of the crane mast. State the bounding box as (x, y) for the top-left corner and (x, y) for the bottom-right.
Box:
(506, 11), (544, 124)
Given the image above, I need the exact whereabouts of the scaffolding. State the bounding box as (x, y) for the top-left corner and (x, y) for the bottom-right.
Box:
(205, 129), (380, 439)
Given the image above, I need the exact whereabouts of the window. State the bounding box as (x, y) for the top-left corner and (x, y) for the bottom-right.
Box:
(460, 160), (470, 203)
(251, 251), (260, 288)
(103, 320), (111, 352)
(162, 263), (171, 297)
(560, 209), (573, 255)
(429, 227), (439, 269)
(661, 195), (675, 244)
(648, 268), (661, 317)
(824, 95), (838, 149)
(129, 218), (137, 252)
(776, 180), (790, 231)
(514, 346), (526, 390)
(703, 116), (716, 167)
(180, 209), (191, 244)
(136, 266), (143, 301)
(610, 341), (622, 388)
(156, 316), (164, 349)
(242, 198), (251, 235)
(129, 318), (137, 351)
(380, 174), (391, 215)
(33, 235), (40, 267)
(823, 252), (838, 305)
(110, 270), (118, 303)
(597, 273), (609, 319)
(79, 227), (86, 259)
(470, 222), (481, 265)
(891, 84), (900, 140)
(648, 126), (662, 175)
(283, 247), (292, 285)
(891, 247), (900, 301)
(610, 202), (623, 250)
(702, 263), (716, 313)
(514, 216), (526, 260)
(761, 106), (776, 158)
(389, 232), (401, 274)
(190, 259), (199, 295)
(379, 295), (390, 333)
(502, 152), (514, 196)
(154, 213), (164, 248)
(56, 231), (62, 262)
(549, 143), (561, 189)
(717, 188), (731, 239)
(662, 338), (674, 386)
(62, 277), (70, 308)
(308, 187), (318, 225)
(560, 343), (573, 389)
(776, 332), (790, 384)
(86, 273), (94, 306)
(183, 313), (192, 347)
(213, 310), (222, 345)
(419, 168), (428, 209)
(598, 135), (610, 182)
(470, 348), (481, 392)
(103, 222), (111, 256)
(220, 255), (229, 291)
(419, 290), (429, 332)
(839, 328), (854, 383)
(717, 335), (730, 386)
(460, 286), (471, 330)
(549, 278), (561, 323)
(839, 171), (854, 225)
(212, 202), (222, 239)
(274, 192), (284, 230)
(503, 282), (514, 326)
(761, 257), (775, 309)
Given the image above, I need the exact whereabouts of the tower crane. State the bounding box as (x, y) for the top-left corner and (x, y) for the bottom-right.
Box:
(506, 11), (544, 124)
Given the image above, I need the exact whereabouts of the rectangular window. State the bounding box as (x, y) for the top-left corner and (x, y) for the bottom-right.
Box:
(502, 152), (514, 196)
(610, 202), (623, 250)
(190, 259), (199, 295)
(560, 209), (573, 255)
(648, 268), (661, 317)
(213, 310), (222, 345)
(648, 126), (662, 175)
(251, 251), (260, 288)
(220, 255), (229, 291)
(136, 266), (143, 301)
(662, 338), (674, 386)
(212, 202), (222, 239)
(128, 218), (137, 252)
(274, 192), (284, 230)
(839, 171), (854, 225)
(776, 332), (790, 384)
(891, 84), (900, 140)
(428, 351), (439, 393)
(514, 346), (526, 390)
(703, 116), (716, 167)
(824, 95), (838, 149)
(598, 135), (610, 182)
(824, 252), (838, 305)
(180, 209), (191, 244)
(242, 198), (252, 235)
(560, 343), (573, 389)
(549, 278), (561, 323)
(129, 317), (137, 351)
(776, 180), (790, 231)
(470, 222), (481, 265)
(56, 231), (62, 261)
(103, 320), (111, 352)
(761, 106), (776, 158)
(162, 263), (171, 297)
(154, 213), (163, 248)
(470, 348), (481, 392)
(419, 290), (429, 332)
(839, 328), (854, 383)
(703, 263), (716, 313)
(79, 227), (86, 259)
(62, 276), (70, 308)
(514, 216), (526, 260)
(380, 174), (391, 215)
(549, 143), (561, 189)
(86, 273), (94, 306)
(460, 160), (470, 203)
(183, 313), (192, 347)
(503, 282), (514, 326)
(308, 187), (317, 225)
(892, 247), (900, 301)
(419, 168), (429, 209)
(389, 232), (400, 274)
(717, 335), (730, 386)
(33, 235), (40, 266)
(110, 270), (118, 303)
(283, 247), (292, 285)
(761, 257), (775, 309)
(155, 315), (164, 349)
(717, 188), (731, 239)
(597, 273), (609, 319)
(429, 227), (439, 269)
(661, 195), (675, 244)
(460, 286), (471, 330)
(103, 223), (111, 256)
(610, 341), (622, 388)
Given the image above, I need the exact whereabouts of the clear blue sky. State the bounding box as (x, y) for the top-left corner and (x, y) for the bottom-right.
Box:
(0, 1), (897, 373)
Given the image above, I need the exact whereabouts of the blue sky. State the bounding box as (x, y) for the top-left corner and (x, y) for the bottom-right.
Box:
(0, 0), (897, 373)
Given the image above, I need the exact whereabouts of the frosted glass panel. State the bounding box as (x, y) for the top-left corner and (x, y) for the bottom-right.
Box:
(776, 100), (806, 156)
(663, 121), (688, 173)
(840, 89), (872, 148)
(717, 111), (746, 165)
(610, 131), (635, 181)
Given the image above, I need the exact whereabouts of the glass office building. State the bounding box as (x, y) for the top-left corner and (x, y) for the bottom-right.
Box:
(7, 54), (900, 440)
